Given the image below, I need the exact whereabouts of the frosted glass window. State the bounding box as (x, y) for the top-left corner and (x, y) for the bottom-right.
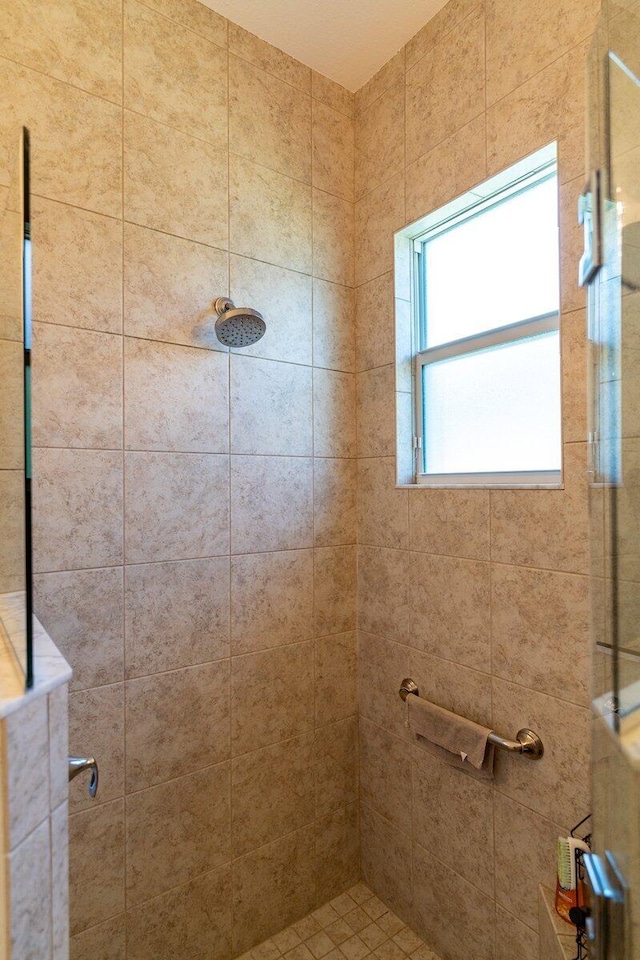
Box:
(422, 332), (562, 475)
(422, 176), (560, 348)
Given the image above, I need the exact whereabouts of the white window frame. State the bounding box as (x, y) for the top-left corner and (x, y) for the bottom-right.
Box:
(409, 156), (562, 488)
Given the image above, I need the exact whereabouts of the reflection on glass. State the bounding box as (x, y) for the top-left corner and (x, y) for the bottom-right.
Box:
(423, 176), (560, 348)
(0, 127), (32, 688)
(422, 331), (562, 475)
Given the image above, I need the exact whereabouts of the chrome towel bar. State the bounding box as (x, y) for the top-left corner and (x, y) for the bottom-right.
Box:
(399, 678), (544, 760)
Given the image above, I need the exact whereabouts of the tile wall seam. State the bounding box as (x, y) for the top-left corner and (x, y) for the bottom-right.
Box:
(0, 52), (124, 109)
(132, 0), (229, 53)
(120, 2), (127, 950)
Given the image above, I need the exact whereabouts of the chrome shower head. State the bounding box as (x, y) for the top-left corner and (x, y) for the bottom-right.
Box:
(212, 298), (266, 348)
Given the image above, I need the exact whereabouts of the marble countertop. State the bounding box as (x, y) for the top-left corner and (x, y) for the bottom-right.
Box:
(0, 605), (71, 719)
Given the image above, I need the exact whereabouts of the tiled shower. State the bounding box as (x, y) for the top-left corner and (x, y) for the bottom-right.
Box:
(0, 0), (601, 957)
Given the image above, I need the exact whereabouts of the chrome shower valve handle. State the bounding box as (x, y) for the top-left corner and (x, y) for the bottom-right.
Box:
(68, 756), (99, 799)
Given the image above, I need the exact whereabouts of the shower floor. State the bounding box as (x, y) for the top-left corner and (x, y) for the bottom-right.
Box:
(239, 884), (442, 960)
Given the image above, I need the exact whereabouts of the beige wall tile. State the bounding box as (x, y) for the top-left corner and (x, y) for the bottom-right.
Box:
(410, 648), (492, 727)
(405, 114), (487, 222)
(0, 340), (22, 470)
(35, 568), (124, 691)
(69, 684), (124, 813)
(70, 915), (125, 960)
(232, 825), (316, 954)
(562, 309), (588, 443)
(496, 905), (538, 960)
(490, 443), (590, 574)
(357, 365), (395, 458)
(410, 553), (491, 671)
(8, 819), (52, 960)
(0, 60), (121, 216)
(32, 448), (123, 572)
(355, 273), (395, 373)
(358, 458), (409, 549)
(48, 684), (69, 810)
(315, 804), (360, 905)
(229, 22), (311, 92)
(360, 804), (413, 924)
(124, 452), (229, 562)
(313, 189), (355, 286)
(355, 51), (405, 116)
(231, 549), (314, 654)
(405, 0), (480, 69)
(312, 72), (354, 119)
(355, 81), (404, 201)
(231, 641), (314, 755)
(560, 178), (588, 315)
(0, 469), (24, 591)
(491, 564), (589, 705)
(126, 763), (230, 906)
(313, 279), (355, 373)
(492, 679), (590, 828)
(123, 223), (229, 349)
(315, 632), (357, 725)
(126, 661), (230, 791)
(230, 155), (312, 274)
(0, 0), (122, 101)
(357, 546), (410, 645)
(125, 864), (232, 960)
(232, 734), (315, 855)
(315, 544), (357, 635)
(408, 487), (490, 560)
(360, 718), (411, 834)
(32, 323), (122, 449)
(314, 369), (356, 458)
(69, 799), (125, 935)
(405, 7), (485, 166)
(313, 100), (355, 202)
(32, 198), (123, 335)
(412, 843), (494, 960)
(124, 0), (227, 142)
(412, 746), (493, 895)
(51, 801), (69, 960)
(231, 455), (313, 553)
(314, 458), (357, 547)
(315, 716), (359, 817)
(230, 56), (311, 183)
(5, 696), (49, 847)
(124, 557), (229, 677)
(486, 40), (589, 186)
(357, 632), (411, 742)
(231, 355), (313, 456)
(486, 0), (600, 105)
(125, 337), (229, 453)
(231, 255), (313, 365)
(123, 113), (228, 249)
(355, 176), (405, 285)
(140, 0), (228, 47)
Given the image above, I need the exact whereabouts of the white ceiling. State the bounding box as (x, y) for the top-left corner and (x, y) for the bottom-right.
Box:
(200, 0), (449, 92)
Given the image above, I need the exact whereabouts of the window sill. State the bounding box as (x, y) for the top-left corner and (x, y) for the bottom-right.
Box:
(396, 481), (565, 490)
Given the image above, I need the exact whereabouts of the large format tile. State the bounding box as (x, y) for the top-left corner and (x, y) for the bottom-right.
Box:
(409, 649), (492, 727)
(357, 632), (411, 741)
(231, 549), (314, 654)
(355, 81), (404, 201)
(124, 337), (229, 453)
(69, 799), (125, 935)
(357, 546), (410, 645)
(126, 763), (230, 906)
(356, 365), (396, 459)
(316, 804), (360, 905)
(360, 804), (413, 923)
(126, 865), (232, 960)
(314, 368), (357, 458)
(124, 452), (229, 562)
(355, 273), (395, 373)
(8, 819), (52, 960)
(230, 56), (311, 183)
(32, 198), (122, 335)
(49, 684), (69, 810)
(313, 279), (355, 373)
(0, 60), (121, 216)
(314, 458), (357, 547)
(139, 0), (227, 47)
(34, 567), (124, 691)
(315, 716), (358, 817)
(229, 22), (310, 92)
(32, 323), (122, 449)
(313, 100), (354, 202)
(360, 718), (412, 835)
(232, 825), (316, 954)
(32, 448), (123, 573)
(231, 641), (314, 755)
(491, 564), (590, 705)
(355, 177), (405, 285)
(231, 456), (313, 553)
(124, 0), (227, 142)
(405, 6), (485, 166)
(315, 632), (357, 725)
(313, 189), (355, 286)
(496, 905), (538, 960)
(51, 801), (69, 960)
(358, 458), (409, 549)
(70, 915), (125, 960)
(356, 50), (405, 115)
(231, 734), (315, 854)
(124, 557), (230, 677)
(231, 355), (313, 456)
(68, 684), (124, 813)
(314, 545), (357, 635)
(408, 487), (490, 560)
(123, 223), (228, 350)
(123, 112), (228, 249)
(230, 255), (313, 365)
(5, 696), (49, 847)
(230, 156), (312, 274)
(126, 661), (230, 791)
(312, 71), (354, 119)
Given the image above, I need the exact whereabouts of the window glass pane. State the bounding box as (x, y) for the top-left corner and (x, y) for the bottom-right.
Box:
(422, 331), (562, 474)
(423, 176), (560, 348)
